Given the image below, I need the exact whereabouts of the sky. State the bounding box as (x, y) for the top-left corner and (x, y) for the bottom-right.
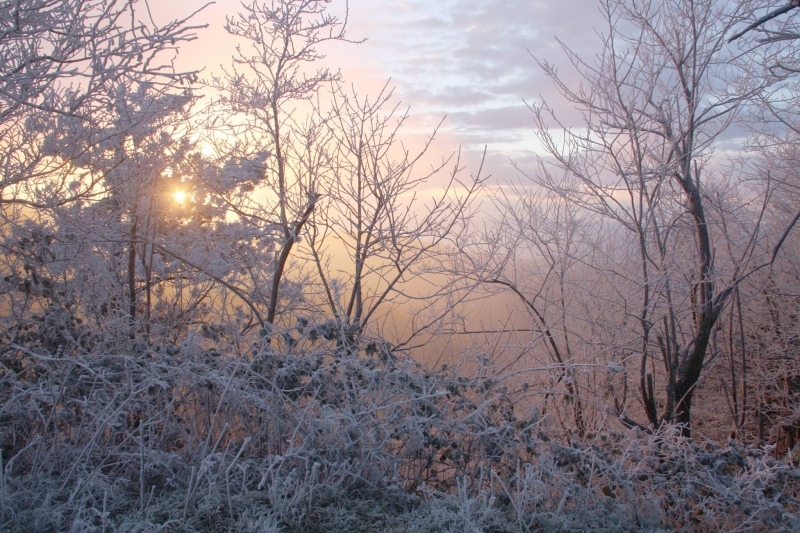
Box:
(146, 0), (792, 191)
(149, 0), (605, 186)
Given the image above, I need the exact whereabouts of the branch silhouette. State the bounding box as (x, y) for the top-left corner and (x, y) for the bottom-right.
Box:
(728, 1), (799, 43)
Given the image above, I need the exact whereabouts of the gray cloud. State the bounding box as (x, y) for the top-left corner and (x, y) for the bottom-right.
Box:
(346, 0), (604, 152)
(417, 85), (497, 107)
(448, 105), (535, 131)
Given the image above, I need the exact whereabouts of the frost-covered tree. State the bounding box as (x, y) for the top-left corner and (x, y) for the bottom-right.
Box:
(208, 0), (355, 329)
(712, 0), (800, 450)
(0, 0), (205, 207)
(491, 0), (787, 436)
(0, 0), (207, 355)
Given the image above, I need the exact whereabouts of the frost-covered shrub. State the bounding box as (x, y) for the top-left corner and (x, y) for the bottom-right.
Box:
(1, 330), (798, 532)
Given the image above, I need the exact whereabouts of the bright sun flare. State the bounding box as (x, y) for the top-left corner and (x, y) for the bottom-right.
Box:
(173, 190), (188, 204)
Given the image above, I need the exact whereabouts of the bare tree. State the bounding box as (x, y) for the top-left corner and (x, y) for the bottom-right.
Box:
(478, 184), (594, 435)
(210, 0), (356, 328)
(506, 0), (777, 435)
(718, 0), (800, 448)
(305, 83), (484, 350)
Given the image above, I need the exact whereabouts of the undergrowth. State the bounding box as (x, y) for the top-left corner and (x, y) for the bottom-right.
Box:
(1, 328), (798, 532)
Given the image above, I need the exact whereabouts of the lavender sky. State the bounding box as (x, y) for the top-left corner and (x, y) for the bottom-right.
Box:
(150, 0), (608, 184)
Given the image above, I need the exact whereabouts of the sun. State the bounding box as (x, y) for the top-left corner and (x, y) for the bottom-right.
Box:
(173, 190), (188, 204)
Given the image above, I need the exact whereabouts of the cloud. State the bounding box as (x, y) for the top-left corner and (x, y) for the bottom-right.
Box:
(448, 106), (535, 131)
(412, 85), (496, 107)
(342, 0), (605, 157)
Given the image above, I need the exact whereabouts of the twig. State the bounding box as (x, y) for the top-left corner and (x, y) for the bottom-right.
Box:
(183, 466), (196, 521)
(226, 437), (251, 520)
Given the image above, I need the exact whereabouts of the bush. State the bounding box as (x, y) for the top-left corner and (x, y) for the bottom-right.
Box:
(1, 329), (798, 532)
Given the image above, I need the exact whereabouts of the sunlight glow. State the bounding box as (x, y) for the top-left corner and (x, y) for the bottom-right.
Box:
(173, 190), (188, 204)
